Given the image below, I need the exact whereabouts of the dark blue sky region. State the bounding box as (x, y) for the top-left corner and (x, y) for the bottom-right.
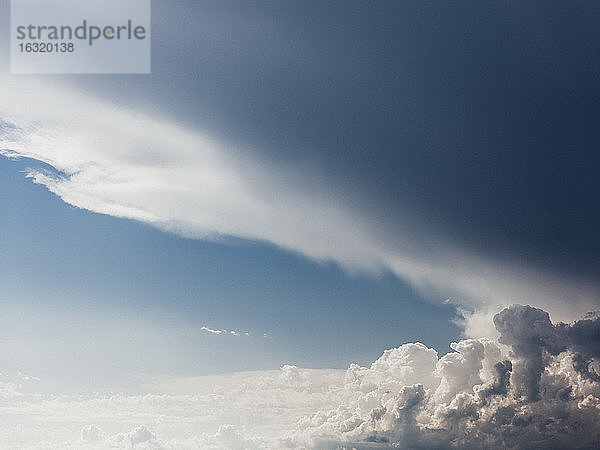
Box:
(49, 0), (599, 278)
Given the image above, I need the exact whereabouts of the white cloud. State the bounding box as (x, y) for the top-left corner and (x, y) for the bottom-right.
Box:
(81, 424), (102, 443)
(0, 76), (598, 328)
(199, 326), (244, 337)
(17, 372), (41, 382)
(1, 306), (600, 449)
(0, 365), (344, 448)
(290, 305), (600, 449)
(199, 326), (222, 335)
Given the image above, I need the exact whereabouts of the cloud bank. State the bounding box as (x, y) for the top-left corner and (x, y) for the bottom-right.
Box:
(0, 305), (599, 448)
(0, 77), (597, 328)
(294, 305), (600, 449)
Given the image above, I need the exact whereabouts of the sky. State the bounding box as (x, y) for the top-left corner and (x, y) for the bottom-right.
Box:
(1, 1), (599, 448)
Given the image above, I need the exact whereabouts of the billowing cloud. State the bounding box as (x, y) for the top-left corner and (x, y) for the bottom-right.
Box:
(292, 305), (600, 449)
(0, 305), (598, 448)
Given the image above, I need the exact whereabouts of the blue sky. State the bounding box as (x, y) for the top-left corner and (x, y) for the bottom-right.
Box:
(0, 1), (599, 438)
(0, 153), (460, 392)
(0, 0), (600, 450)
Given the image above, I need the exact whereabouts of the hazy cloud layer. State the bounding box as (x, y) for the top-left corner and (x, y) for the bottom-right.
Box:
(1, 77), (597, 329)
(0, 305), (598, 449)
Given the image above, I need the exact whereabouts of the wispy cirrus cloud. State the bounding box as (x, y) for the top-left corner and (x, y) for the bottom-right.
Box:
(0, 76), (598, 331)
